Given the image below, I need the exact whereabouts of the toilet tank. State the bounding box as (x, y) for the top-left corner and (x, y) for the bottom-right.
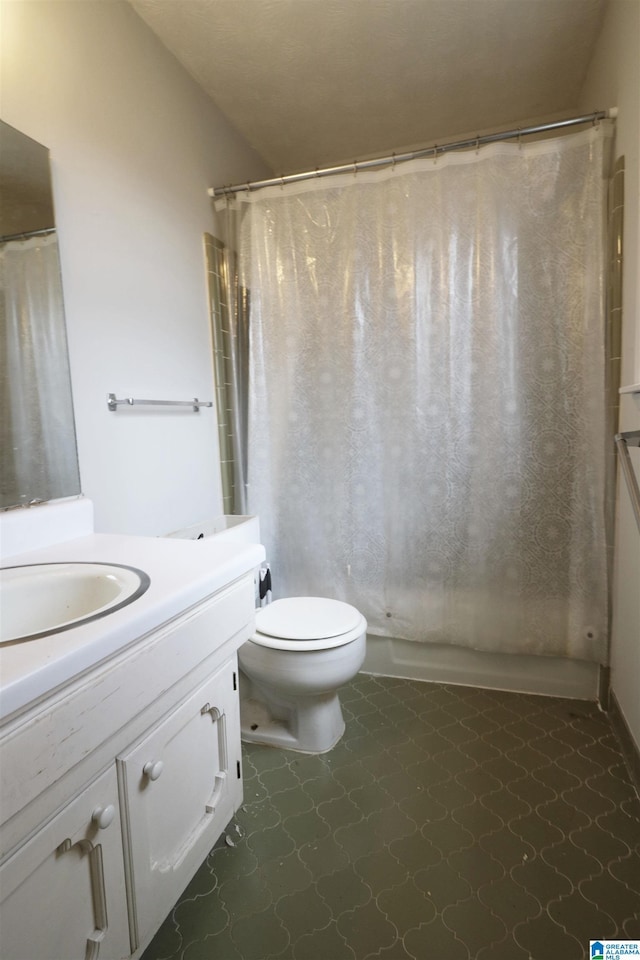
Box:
(165, 515), (261, 546)
(164, 516), (268, 606)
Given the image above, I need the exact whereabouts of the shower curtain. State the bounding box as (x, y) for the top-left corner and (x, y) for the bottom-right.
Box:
(0, 233), (79, 505)
(220, 123), (612, 662)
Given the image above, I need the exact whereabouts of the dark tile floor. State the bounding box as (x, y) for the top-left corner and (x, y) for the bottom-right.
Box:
(143, 674), (640, 960)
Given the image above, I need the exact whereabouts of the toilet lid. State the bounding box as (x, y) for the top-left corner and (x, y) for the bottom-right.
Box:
(255, 597), (362, 641)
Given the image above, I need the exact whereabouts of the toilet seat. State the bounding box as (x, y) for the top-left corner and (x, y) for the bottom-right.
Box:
(252, 597), (366, 651)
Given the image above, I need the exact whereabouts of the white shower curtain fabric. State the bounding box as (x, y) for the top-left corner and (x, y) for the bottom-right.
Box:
(0, 233), (79, 505)
(221, 124), (611, 662)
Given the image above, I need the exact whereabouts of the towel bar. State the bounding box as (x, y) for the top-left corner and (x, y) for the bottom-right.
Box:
(107, 393), (213, 412)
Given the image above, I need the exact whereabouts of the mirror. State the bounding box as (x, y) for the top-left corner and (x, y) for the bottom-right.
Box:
(0, 120), (81, 508)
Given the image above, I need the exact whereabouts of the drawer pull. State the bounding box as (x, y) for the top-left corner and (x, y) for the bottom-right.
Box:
(91, 804), (116, 829)
(143, 759), (164, 781)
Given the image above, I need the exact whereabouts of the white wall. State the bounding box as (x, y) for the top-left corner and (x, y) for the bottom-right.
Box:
(580, 0), (640, 749)
(0, 0), (271, 536)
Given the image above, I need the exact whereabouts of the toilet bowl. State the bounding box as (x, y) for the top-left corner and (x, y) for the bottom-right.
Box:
(238, 597), (367, 754)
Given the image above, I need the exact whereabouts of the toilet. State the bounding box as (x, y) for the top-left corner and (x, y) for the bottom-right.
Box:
(238, 596), (367, 754)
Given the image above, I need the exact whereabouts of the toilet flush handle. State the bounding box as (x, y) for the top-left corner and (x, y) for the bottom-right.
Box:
(143, 760), (164, 781)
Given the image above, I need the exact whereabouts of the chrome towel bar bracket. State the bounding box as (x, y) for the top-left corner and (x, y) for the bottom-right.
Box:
(615, 430), (640, 533)
(107, 393), (213, 412)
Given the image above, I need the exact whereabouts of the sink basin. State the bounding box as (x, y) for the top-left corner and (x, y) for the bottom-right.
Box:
(0, 562), (150, 644)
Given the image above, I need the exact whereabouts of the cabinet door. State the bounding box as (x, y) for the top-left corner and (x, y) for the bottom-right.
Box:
(0, 766), (130, 960)
(118, 657), (242, 949)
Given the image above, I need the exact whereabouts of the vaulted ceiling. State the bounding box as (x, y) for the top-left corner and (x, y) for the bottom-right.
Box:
(130, 0), (608, 176)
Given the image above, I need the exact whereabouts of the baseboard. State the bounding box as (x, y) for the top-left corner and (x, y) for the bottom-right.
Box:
(607, 691), (640, 796)
(361, 634), (600, 701)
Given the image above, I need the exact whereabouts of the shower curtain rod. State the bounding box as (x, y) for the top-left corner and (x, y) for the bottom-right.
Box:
(210, 109), (614, 197)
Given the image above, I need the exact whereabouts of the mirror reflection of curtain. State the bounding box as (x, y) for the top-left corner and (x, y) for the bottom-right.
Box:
(221, 123), (611, 663)
(0, 233), (80, 505)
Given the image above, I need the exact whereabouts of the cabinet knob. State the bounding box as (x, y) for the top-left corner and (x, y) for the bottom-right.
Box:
(143, 760), (164, 781)
(91, 804), (116, 829)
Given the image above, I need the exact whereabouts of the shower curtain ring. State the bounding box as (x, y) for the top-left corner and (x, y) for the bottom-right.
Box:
(353, 161), (358, 178)
(391, 152), (396, 172)
(518, 128), (522, 149)
(475, 136), (480, 155)
(433, 145), (438, 164)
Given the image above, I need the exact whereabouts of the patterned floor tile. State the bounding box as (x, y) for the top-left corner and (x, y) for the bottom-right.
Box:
(143, 675), (640, 960)
(510, 853), (573, 902)
(451, 800), (503, 837)
(513, 910), (584, 960)
(218, 869), (272, 921)
(316, 864), (372, 915)
(351, 846), (411, 896)
(296, 833), (351, 878)
(292, 921), (355, 960)
(442, 896), (507, 956)
(270, 784), (315, 819)
(376, 875), (436, 933)
(275, 884), (332, 942)
(413, 859), (472, 909)
(335, 899), (397, 956)
(230, 905), (289, 960)
(475, 937), (532, 960)
(478, 825), (535, 868)
(389, 831), (442, 872)
(260, 763), (305, 797)
(403, 916), (470, 960)
(548, 887), (618, 941)
(446, 843), (505, 887)
(362, 941), (415, 960)
(258, 851), (314, 901)
(317, 793), (365, 830)
(477, 875), (540, 926)
(182, 929), (242, 960)
(246, 820), (297, 861)
(611, 851), (640, 893)
(282, 808), (331, 846)
(580, 868), (640, 928)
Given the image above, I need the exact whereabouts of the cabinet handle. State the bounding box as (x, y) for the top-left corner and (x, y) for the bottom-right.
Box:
(143, 759), (164, 781)
(56, 837), (107, 957)
(201, 702), (222, 721)
(91, 804), (116, 829)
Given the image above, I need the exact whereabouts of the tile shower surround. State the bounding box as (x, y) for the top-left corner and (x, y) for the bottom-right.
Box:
(143, 674), (640, 960)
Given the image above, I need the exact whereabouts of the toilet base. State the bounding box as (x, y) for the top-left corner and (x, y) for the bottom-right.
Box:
(237, 623), (366, 754)
(239, 680), (346, 754)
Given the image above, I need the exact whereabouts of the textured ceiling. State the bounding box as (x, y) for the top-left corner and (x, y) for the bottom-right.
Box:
(130, 0), (608, 176)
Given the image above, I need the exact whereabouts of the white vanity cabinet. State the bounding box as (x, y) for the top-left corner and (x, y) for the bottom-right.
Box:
(118, 657), (242, 949)
(0, 572), (255, 960)
(0, 765), (130, 960)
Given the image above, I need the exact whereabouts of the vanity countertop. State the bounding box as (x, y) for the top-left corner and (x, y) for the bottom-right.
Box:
(0, 533), (265, 724)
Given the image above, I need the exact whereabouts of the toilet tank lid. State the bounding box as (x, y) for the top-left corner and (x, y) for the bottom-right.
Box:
(255, 597), (363, 640)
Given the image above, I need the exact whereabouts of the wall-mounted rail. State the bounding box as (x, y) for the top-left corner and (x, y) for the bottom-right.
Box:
(107, 393), (213, 412)
(0, 226), (56, 243)
(615, 430), (640, 533)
